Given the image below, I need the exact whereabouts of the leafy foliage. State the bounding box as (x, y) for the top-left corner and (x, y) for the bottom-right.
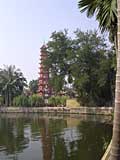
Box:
(29, 79), (38, 94)
(0, 65), (27, 106)
(78, 0), (117, 42)
(13, 94), (45, 107)
(48, 96), (67, 107)
(29, 94), (44, 107)
(72, 30), (116, 106)
(45, 30), (116, 107)
(44, 30), (74, 94)
(13, 95), (29, 107)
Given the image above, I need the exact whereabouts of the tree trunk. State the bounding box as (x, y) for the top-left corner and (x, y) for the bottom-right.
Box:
(5, 90), (8, 107)
(110, 0), (120, 159)
(9, 88), (12, 106)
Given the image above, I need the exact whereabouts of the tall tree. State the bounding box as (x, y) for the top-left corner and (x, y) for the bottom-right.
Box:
(72, 30), (115, 106)
(44, 30), (73, 94)
(0, 65), (27, 106)
(110, 0), (120, 159)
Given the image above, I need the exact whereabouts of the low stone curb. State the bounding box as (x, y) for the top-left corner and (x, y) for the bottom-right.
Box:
(0, 107), (113, 115)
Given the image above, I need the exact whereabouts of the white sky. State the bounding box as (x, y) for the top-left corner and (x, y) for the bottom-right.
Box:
(0, 0), (98, 82)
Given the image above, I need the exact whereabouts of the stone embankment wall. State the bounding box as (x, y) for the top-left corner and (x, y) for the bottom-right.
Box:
(0, 107), (113, 115)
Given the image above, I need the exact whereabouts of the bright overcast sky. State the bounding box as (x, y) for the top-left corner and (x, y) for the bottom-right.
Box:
(0, 0), (98, 82)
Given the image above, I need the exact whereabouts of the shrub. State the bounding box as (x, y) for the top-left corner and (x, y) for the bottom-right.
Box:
(13, 95), (29, 107)
(29, 94), (44, 107)
(48, 96), (56, 107)
(60, 96), (67, 106)
(0, 96), (4, 106)
(48, 96), (67, 107)
(55, 96), (61, 106)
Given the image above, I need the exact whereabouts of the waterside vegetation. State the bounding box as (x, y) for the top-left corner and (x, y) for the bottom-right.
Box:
(0, 29), (116, 108)
(12, 95), (67, 108)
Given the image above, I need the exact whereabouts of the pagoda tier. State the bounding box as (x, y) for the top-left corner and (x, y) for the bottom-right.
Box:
(38, 45), (51, 97)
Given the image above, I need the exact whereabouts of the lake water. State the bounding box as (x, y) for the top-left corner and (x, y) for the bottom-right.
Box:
(0, 114), (112, 160)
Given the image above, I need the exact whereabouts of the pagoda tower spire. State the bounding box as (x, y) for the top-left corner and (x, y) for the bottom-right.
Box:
(38, 45), (51, 97)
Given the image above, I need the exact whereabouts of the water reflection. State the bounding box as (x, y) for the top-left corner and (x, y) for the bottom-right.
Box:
(0, 114), (112, 160)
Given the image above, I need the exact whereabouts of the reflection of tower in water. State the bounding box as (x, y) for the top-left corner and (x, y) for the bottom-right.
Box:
(38, 45), (51, 98)
(41, 118), (52, 160)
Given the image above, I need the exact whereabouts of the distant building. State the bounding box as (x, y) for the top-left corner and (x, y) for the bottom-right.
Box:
(38, 45), (51, 97)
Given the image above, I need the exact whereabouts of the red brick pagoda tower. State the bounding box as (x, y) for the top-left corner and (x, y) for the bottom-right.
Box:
(38, 45), (51, 98)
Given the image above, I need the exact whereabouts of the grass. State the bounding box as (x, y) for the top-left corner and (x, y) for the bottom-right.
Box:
(66, 98), (80, 108)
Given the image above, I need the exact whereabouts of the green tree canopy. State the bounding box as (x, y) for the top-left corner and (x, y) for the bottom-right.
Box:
(44, 29), (115, 106)
(44, 30), (74, 94)
(72, 30), (115, 106)
(0, 65), (27, 106)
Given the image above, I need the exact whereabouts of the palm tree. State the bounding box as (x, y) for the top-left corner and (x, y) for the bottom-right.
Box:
(0, 65), (27, 106)
(110, 0), (120, 159)
(78, 0), (117, 47)
(78, 0), (120, 159)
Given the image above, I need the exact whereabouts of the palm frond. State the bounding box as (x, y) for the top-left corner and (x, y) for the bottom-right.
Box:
(78, 0), (117, 36)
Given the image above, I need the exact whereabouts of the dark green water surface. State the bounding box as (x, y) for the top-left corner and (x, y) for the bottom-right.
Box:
(0, 114), (112, 160)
